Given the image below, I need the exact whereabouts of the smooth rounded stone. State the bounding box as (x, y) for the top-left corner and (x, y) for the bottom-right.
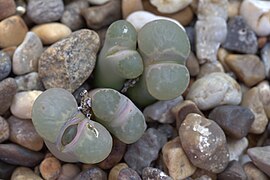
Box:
(248, 146), (270, 176)
(208, 105), (254, 139)
(197, 61), (225, 79)
(0, 15), (28, 48)
(243, 162), (269, 180)
(40, 157), (61, 180)
(222, 16), (258, 54)
(124, 128), (168, 174)
(97, 138), (126, 170)
(60, 0), (88, 31)
(186, 51), (200, 77)
(0, 51), (11, 81)
(0, 78), (17, 115)
(12, 32), (43, 75)
(81, 0), (121, 30)
(0, 143), (44, 167)
(11, 167), (42, 180)
(227, 137), (248, 161)
(122, 0), (143, 19)
(8, 116), (43, 151)
(32, 23), (72, 45)
(75, 167), (107, 180)
(39, 29), (99, 93)
(27, 0), (64, 24)
(197, 0), (228, 20)
(172, 100), (203, 130)
(149, 0), (192, 13)
(10, 90), (42, 119)
(142, 167), (172, 180)
(118, 168), (141, 180)
(228, 0), (241, 18)
(241, 87), (268, 134)
(162, 137), (196, 179)
(195, 17), (227, 64)
(240, 0), (270, 36)
(179, 113), (230, 173)
(0, 160), (16, 180)
(225, 54), (265, 87)
(217, 48), (230, 72)
(186, 72), (242, 111)
(143, 96), (183, 124)
(261, 43), (270, 79)
(0, 116), (9, 143)
(87, 0), (110, 5)
(257, 81), (270, 118)
(0, 0), (16, 20)
(58, 164), (80, 180)
(15, 72), (44, 91)
(217, 160), (247, 180)
(109, 163), (128, 180)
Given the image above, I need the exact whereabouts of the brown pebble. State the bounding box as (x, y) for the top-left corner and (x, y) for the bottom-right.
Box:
(58, 164), (80, 180)
(243, 162), (269, 180)
(40, 157), (61, 180)
(0, 116), (9, 143)
(217, 48), (230, 72)
(0, 15), (28, 48)
(0, 0), (16, 21)
(75, 167), (107, 180)
(11, 167), (42, 180)
(258, 37), (268, 49)
(122, 0), (144, 19)
(191, 168), (217, 180)
(186, 51), (200, 77)
(109, 163), (128, 180)
(197, 61), (224, 79)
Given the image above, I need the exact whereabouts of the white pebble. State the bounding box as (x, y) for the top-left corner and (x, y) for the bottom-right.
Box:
(150, 0), (192, 14)
(87, 0), (110, 5)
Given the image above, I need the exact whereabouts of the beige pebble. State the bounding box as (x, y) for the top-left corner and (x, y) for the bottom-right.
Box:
(186, 51), (200, 77)
(257, 81), (270, 118)
(108, 163), (128, 180)
(58, 164), (80, 180)
(31, 23), (72, 45)
(244, 162), (269, 180)
(122, 0), (143, 19)
(197, 61), (224, 79)
(227, 0), (241, 18)
(10, 90), (42, 119)
(40, 157), (61, 180)
(0, 15), (28, 48)
(149, 0), (192, 14)
(217, 47), (230, 72)
(11, 167), (42, 180)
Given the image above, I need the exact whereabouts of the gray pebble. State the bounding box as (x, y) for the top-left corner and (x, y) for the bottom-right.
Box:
(0, 116), (9, 143)
(15, 72), (44, 91)
(0, 51), (11, 81)
(0, 78), (17, 115)
(217, 160), (247, 180)
(75, 167), (107, 180)
(118, 168), (142, 180)
(261, 43), (270, 79)
(142, 167), (172, 180)
(197, 0), (228, 20)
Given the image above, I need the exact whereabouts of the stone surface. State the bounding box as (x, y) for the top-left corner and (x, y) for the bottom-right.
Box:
(60, 0), (88, 31)
(10, 90), (42, 119)
(58, 164), (80, 180)
(143, 96), (183, 124)
(0, 143), (44, 167)
(75, 167), (107, 180)
(142, 167), (172, 180)
(0, 15), (28, 48)
(39, 29), (100, 93)
(0, 0), (16, 21)
(157, 124), (176, 139)
(208, 105), (254, 139)
(257, 81), (270, 118)
(122, 0), (144, 19)
(108, 163), (128, 180)
(228, 0), (241, 18)
(191, 168), (217, 180)
(0, 160), (16, 180)
(8, 116), (43, 151)
(225, 54), (265, 87)
(15, 72), (44, 91)
(0, 116), (9, 143)
(186, 72), (242, 110)
(118, 168), (142, 180)
(222, 16), (258, 54)
(197, 61), (224, 79)
(124, 128), (167, 174)
(0, 51), (11, 81)
(11, 167), (42, 180)
(217, 160), (247, 180)
(31, 23), (72, 45)
(0, 78), (17, 115)
(162, 137), (196, 179)
(241, 87), (268, 134)
(261, 43), (270, 79)
(40, 157), (61, 180)
(227, 137), (248, 161)
(149, 0), (192, 14)
(12, 32), (43, 75)
(243, 162), (269, 180)
(179, 113), (230, 173)
(81, 0), (121, 30)
(186, 51), (200, 77)
(217, 48), (230, 72)
(27, 0), (64, 24)
(197, 0), (228, 20)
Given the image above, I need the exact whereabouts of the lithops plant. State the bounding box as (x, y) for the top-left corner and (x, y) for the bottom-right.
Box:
(93, 20), (144, 90)
(32, 88), (146, 163)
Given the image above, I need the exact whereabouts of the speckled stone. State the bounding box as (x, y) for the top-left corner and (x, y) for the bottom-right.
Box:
(0, 51), (11, 81)
(118, 168), (141, 180)
(11, 167), (42, 180)
(209, 105), (254, 139)
(197, 61), (224, 79)
(124, 128), (168, 174)
(179, 113), (229, 173)
(108, 163), (128, 180)
(75, 167), (107, 180)
(27, 0), (64, 24)
(0, 0), (16, 21)
(217, 160), (247, 180)
(0, 116), (9, 143)
(0, 78), (17, 115)
(227, 137), (248, 161)
(197, 0), (228, 20)
(0, 161), (16, 180)
(225, 54), (265, 87)
(58, 164), (80, 180)
(186, 51), (200, 77)
(222, 16), (258, 54)
(38, 29), (100, 93)
(142, 167), (172, 180)
(12, 32), (43, 75)
(243, 162), (269, 180)
(15, 72), (44, 91)
(261, 43), (270, 79)
(186, 72), (242, 110)
(40, 157), (61, 180)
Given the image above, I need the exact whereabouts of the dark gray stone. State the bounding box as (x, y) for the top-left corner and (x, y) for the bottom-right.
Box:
(0, 160), (16, 180)
(0, 51), (11, 81)
(217, 160), (247, 180)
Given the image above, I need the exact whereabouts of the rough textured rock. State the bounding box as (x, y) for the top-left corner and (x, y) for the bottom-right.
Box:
(118, 168), (142, 180)
(142, 167), (172, 180)
(75, 167), (107, 180)
(0, 0), (16, 21)
(40, 157), (61, 180)
(0, 78), (17, 115)
(11, 167), (42, 180)
(227, 137), (248, 161)
(243, 162), (269, 180)
(38, 29), (100, 93)
(217, 160), (247, 180)
(0, 116), (9, 143)
(15, 72), (44, 91)
(0, 51), (11, 81)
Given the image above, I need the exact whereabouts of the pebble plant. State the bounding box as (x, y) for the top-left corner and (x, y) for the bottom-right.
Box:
(31, 88), (146, 164)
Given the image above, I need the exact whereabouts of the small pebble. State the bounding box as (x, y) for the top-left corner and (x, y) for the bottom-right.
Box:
(0, 0), (16, 20)
(227, 137), (248, 161)
(142, 167), (172, 180)
(162, 137), (196, 179)
(8, 115), (43, 151)
(75, 167), (107, 180)
(108, 163), (128, 180)
(39, 29), (99, 93)
(217, 160), (247, 180)
(31, 23), (72, 45)
(197, 61), (224, 79)
(186, 51), (200, 77)
(243, 162), (269, 180)
(15, 72), (44, 91)
(217, 48), (230, 72)
(11, 167), (42, 180)
(87, 0), (110, 5)
(258, 36), (268, 49)
(12, 32), (43, 75)
(40, 157), (61, 180)
(208, 105), (254, 139)
(0, 143), (44, 167)
(261, 43), (270, 79)
(27, 0), (64, 24)
(0, 51), (11, 81)
(257, 81), (270, 118)
(10, 90), (42, 119)
(0, 160), (16, 180)
(0, 116), (9, 143)
(124, 128), (167, 174)
(197, 0), (228, 20)
(222, 16), (258, 54)
(122, 0), (144, 19)
(225, 54), (265, 87)
(248, 146), (270, 176)
(118, 167), (141, 180)
(186, 72), (242, 110)
(0, 78), (17, 115)
(58, 164), (80, 180)
(0, 15), (28, 48)
(149, 0), (192, 14)
(227, 0), (241, 18)
(179, 113), (229, 173)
